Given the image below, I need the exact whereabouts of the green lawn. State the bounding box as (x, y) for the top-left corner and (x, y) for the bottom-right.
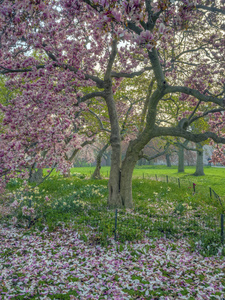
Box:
(69, 165), (225, 196)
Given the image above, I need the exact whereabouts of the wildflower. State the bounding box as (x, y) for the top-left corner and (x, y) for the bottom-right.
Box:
(11, 200), (19, 208)
(30, 208), (35, 214)
(22, 206), (29, 216)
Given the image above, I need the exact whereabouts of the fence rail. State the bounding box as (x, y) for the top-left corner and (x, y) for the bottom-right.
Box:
(138, 173), (224, 210)
(78, 209), (224, 246)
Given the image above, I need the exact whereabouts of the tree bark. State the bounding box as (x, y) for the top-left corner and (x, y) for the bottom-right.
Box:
(120, 148), (140, 208)
(177, 140), (189, 172)
(193, 143), (205, 176)
(29, 168), (43, 183)
(92, 143), (109, 179)
(178, 144), (185, 172)
(166, 153), (171, 167)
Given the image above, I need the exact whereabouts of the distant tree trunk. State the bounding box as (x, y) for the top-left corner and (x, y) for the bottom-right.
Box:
(178, 145), (185, 172)
(193, 143), (205, 176)
(178, 140), (189, 173)
(29, 168), (43, 183)
(166, 153), (171, 167)
(92, 143), (109, 179)
(105, 153), (111, 166)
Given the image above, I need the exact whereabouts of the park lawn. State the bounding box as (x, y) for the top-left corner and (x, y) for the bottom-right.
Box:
(69, 165), (225, 196)
(1, 169), (225, 299)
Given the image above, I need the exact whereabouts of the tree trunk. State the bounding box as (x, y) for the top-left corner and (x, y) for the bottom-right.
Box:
(120, 151), (140, 208)
(193, 144), (205, 176)
(107, 141), (122, 208)
(104, 41), (162, 209)
(29, 168), (43, 183)
(178, 144), (185, 172)
(92, 143), (109, 179)
(104, 77), (123, 208)
(178, 140), (189, 172)
(104, 152), (111, 166)
(63, 169), (71, 177)
(166, 153), (171, 167)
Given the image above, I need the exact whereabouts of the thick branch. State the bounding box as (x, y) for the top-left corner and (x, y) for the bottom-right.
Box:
(0, 65), (45, 74)
(196, 5), (225, 15)
(81, 91), (105, 102)
(111, 67), (152, 78)
(104, 39), (117, 81)
(154, 126), (225, 144)
(148, 49), (166, 87)
(165, 85), (225, 107)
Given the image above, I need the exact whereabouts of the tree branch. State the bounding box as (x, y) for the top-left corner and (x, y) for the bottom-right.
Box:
(111, 67), (152, 78)
(188, 100), (201, 121)
(140, 142), (170, 161)
(67, 140), (94, 162)
(165, 85), (225, 107)
(0, 64), (45, 74)
(154, 126), (225, 144)
(189, 108), (225, 124)
(81, 91), (105, 102)
(88, 109), (111, 132)
(104, 39), (117, 81)
(196, 5), (225, 15)
(31, 163), (57, 189)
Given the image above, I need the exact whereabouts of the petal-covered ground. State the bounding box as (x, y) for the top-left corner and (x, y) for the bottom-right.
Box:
(0, 225), (225, 300)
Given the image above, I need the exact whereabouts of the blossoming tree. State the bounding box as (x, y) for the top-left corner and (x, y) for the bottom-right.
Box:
(0, 0), (225, 208)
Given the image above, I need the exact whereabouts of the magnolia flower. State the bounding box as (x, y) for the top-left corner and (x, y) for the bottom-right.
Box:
(140, 30), (154, 43)
(158, 23), (166, 35)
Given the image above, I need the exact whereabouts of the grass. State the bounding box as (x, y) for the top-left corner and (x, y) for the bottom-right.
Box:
(65, 165), (225, 196)
(2, 166), (225, 254)
(1, 166), (225, 299)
